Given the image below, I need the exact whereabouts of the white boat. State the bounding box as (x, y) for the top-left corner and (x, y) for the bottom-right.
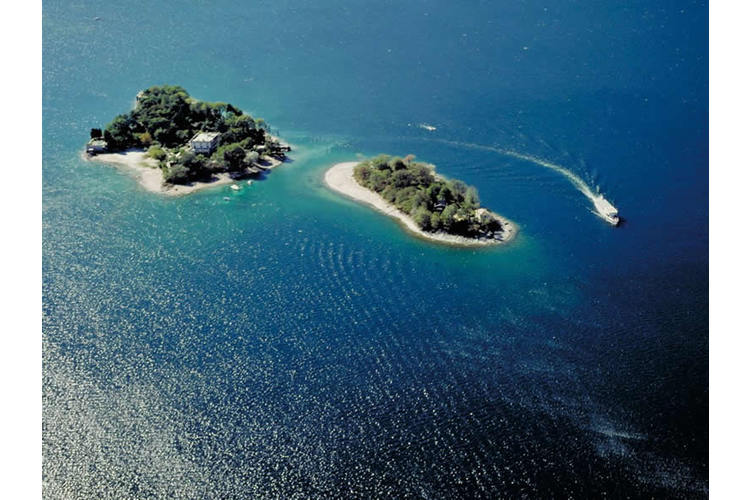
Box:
(593, 195), (620, 226)
(230, 184), (240, 191)
(418, 123), (437, 131)
(247, 180), (253, 185)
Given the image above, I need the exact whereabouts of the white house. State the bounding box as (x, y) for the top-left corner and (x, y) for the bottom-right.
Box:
(189, 132), (221, 154)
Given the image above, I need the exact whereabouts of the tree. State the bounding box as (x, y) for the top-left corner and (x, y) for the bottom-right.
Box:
(244, 151), (259, 165)
(412, 190), (430, 211)
(226, 103), (241, 116)
(163, 164), (190, 184)
(137, 131), (153, 147)
(174, 151), (211, 179)
(426, 183), (442, 201)
(388, 157), (407, 171)
(438, 185), (453, 204)
(395, 186), (417, 213)
(392, 169), (415, 188)
(177, 151), (202, 172)
(448, 180), (468, 202)
(178, 150), (196, 165)
(441, 204), (458, 231)
(381, 186), (398, 203)
(90, 128), (102, 139)
(368, 169), (389, 192)
(146, 145), (167, 161)
(465, 186), (480, 210)
(222, 114), (257, 144)
(412, 165), (434, 187)
(223, 145), (246, 171)
(413, 207), (432, 230)
(430, 212), (442, 231)
(103, 114), (134, 149)
(353, 163), (371, 184)
(372, 155), (392, 170)
(175, 129), (190, 144)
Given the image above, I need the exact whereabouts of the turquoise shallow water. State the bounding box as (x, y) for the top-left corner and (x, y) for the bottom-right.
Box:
(43, 1), (707, 497)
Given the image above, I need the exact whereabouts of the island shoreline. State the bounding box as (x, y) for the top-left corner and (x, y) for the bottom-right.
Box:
(85, 149), (283, 196)
(324, 162), (517, 247)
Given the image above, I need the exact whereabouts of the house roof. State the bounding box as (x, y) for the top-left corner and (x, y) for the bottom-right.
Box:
(190, 132), (220, 142)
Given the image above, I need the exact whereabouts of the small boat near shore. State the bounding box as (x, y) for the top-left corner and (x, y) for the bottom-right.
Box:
(593, 195), (620, 226)
(230, 184), (240, 191)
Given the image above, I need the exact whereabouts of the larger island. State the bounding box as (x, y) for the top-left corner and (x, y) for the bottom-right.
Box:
(325, 155), (516, 246)
(85, 85), (290, 195)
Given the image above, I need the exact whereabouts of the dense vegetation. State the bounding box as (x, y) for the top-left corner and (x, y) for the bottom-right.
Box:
(353, 155), (505, 238)
(95, 85), (288, 184)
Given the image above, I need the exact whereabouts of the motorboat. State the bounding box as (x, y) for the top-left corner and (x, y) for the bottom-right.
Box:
(593, 195), (620, 226)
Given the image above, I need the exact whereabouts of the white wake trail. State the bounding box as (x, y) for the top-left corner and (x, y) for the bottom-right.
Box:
(433, 139), (620, 225)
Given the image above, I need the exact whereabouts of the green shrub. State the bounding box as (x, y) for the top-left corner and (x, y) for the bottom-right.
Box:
(146, 145), (167, 161)
(413, 207), (432, 230)
(163, 164), (190, 184)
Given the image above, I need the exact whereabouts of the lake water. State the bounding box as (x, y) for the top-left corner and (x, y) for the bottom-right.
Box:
(43, 1), (708, 497)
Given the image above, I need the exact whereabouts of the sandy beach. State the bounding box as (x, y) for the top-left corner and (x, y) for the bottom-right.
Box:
(324, 162), (517, 247)
(87, 149), (283, 196)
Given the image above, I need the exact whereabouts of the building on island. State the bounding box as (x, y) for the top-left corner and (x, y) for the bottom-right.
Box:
(189, 132), (221, 155)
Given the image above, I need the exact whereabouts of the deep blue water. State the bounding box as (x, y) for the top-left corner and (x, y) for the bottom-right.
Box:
(43, 1), (708, 498)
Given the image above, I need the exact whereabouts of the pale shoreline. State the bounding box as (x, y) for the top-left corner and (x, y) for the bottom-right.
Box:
(86, 149), (283, 196)
(324, 162), (517, 247)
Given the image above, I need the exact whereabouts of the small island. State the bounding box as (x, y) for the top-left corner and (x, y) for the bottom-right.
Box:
(325, 155), (516, 246)
(85, 85), (290, 195)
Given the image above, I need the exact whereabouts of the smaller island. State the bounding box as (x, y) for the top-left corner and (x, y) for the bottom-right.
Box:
(325, 155), (516, 246)
(85, 85), (290, 195)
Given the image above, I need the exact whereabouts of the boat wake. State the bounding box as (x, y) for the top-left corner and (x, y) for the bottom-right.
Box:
(431, 139), (620, 226)
(410, 123), (437, 131)
(501, 149), (620, 226)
